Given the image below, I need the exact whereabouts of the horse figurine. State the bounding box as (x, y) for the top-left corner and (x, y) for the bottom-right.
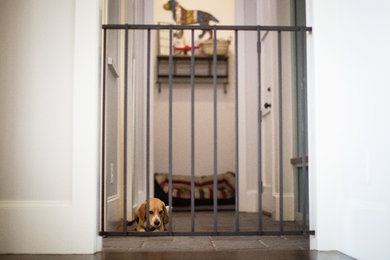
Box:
(163, 0), (219, 39)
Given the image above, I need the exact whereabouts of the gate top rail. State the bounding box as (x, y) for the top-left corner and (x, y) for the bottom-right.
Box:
(102, 24), (312, 32)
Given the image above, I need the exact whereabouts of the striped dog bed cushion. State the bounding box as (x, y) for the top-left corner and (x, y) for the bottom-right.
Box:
(154, 172), (236, 200)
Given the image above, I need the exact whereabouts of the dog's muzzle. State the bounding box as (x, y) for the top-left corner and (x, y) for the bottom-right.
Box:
(148, 226), (156, 231)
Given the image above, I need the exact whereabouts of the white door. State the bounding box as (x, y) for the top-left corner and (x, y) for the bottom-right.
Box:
(102, 0), (153, 230)
(104, 0), (123, 232)
(0, 0), (101, 253)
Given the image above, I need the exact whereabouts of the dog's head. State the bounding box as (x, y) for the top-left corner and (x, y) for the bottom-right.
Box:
(163, 0), (178, 11)
(135, 198), (169, 230)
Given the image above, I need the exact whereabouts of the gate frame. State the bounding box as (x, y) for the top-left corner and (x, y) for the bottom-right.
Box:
(99, 24), (314, 237)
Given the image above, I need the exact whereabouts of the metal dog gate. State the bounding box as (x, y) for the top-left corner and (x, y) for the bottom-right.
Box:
(100, 24), (314, 236)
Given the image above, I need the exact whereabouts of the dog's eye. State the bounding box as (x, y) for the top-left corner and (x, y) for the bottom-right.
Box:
(159, 210), (163, 214)
(149, 211), (153, 214)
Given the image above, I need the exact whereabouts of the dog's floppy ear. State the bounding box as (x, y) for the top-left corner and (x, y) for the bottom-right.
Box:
(135, 201), (146, 223)
(163, 203), (169, 224)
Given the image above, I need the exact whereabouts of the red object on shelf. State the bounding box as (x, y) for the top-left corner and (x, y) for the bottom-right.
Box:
(174, 45), (200, 51)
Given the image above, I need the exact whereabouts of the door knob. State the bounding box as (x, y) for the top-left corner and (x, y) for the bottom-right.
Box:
(264, 103), (272, 109)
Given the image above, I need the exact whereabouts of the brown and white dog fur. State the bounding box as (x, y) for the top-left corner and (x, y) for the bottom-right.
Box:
(135, 198), (169, 232)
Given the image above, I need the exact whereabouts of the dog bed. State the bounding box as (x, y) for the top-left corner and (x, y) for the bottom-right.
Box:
(154, 171), (235, 207)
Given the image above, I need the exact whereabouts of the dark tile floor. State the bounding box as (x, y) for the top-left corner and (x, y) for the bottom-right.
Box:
(0, 212), (355, 260)
(103, 235), (310, 252)
(0, 236), (354, 260)
(0, 248), (354, 260)
(125, 211), (303, 232)
(96, 211), (353, 259)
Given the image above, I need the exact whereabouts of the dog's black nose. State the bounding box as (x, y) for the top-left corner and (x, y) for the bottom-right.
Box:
(154, 221), (160, 226)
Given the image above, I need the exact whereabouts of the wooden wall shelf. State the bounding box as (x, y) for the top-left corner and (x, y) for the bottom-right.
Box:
(156, 55), (229, 93)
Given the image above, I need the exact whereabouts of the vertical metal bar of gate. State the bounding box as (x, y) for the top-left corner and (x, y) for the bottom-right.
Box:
(101, 28), (107, 233)
(168, 27), (173, 235)
(234, 29), (239, 232)
(257, 27), (263, 233)
(300, 29), (307, 234)
(146, 28), (151, 232)
(123, 26), (129, 234)
(213, 27), (218, 234)
(277, 30), (283, 232)
(190, 29), (195, 233)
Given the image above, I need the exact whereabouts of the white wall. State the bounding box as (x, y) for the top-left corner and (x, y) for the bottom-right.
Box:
(130, 0), (155, 212)
(153, 0), (236, 177)
(307, 0), (390, 258)
(0, 0), (73, 202)
(0, 0), (101, 253)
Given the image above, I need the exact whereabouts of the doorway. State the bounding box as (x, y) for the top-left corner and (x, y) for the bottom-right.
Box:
(100, 0), (312, 237)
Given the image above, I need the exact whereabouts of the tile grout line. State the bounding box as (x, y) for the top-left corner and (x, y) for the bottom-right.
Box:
(208, 236), (217, 251)
(138, 241), (145, 248)
(258, 239), (269, 248)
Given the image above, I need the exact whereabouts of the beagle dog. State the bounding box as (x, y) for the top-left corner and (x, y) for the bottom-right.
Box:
(135, 198), (169, 232)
